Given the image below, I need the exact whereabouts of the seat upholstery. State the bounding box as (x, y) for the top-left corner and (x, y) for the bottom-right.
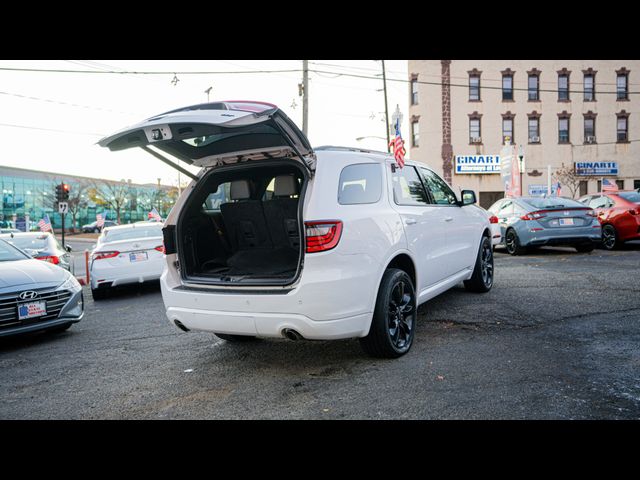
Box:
(263, 175), (300, 249)
(220, 180), (273, 250)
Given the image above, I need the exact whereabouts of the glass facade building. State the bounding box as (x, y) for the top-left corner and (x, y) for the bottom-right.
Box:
(0, 165), (177, 231)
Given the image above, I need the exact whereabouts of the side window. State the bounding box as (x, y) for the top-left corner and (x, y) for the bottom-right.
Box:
(420, 168), (458, 205)
(338, 163), (383, 205)
(588, 196), (606, 209)
(578, 195), (590, 205)
(263, 178), (276, 201)
(487, 200), (504, 214)
(392, 165), (429, 206)
(512, 202), (526, 215)
(203, 182), (231, 212)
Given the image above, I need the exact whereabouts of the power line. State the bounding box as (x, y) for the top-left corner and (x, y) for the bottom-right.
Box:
(0, 90), (136, 115)
(0, 122), (105, 136)
(0, 66), (302, 75)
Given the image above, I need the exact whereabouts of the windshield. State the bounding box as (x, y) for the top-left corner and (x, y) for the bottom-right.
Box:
(521, 197), (587, 210)
(0, 239), (30, 262)
(4, 235), (49, 251)
(618, 192), (640, 203)
(103, 226), (162, 242)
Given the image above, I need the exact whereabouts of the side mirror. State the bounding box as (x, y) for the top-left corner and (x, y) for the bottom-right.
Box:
(65, 245), (73, 253)
(461, 190), (477, 206)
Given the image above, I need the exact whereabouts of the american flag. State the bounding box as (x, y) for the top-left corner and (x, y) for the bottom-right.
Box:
(148, 207), (162, 222)
(96, 212), (106, 228)
(602, 178), (619, 192)
(389, 119), (406, 168)
(37, 214), (52, 232)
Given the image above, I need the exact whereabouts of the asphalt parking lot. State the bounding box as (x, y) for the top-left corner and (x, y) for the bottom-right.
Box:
(1, 243), (639, 420)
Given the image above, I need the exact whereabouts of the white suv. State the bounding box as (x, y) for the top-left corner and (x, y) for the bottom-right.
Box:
(99, 101), (494, 358)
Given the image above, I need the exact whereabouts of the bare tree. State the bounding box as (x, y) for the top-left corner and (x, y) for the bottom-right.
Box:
(66, 178), (90, 232)
(554, 163), (582, 199)
(88, 179), (129, 224)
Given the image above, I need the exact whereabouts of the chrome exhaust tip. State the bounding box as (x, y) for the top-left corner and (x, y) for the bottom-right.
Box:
(283, 328), (304, 341)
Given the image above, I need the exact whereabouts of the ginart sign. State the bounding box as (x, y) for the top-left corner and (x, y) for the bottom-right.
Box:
(455, 155), (501, 174)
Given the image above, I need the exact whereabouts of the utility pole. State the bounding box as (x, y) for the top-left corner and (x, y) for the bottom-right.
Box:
(302, 60), (309, 136)
(204, 86), (212, 102)
(382, 60), (391, 153)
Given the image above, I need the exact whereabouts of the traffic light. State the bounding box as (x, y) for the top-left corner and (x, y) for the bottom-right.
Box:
(55, 184), (63, 202)
(61, 183), (70, 200)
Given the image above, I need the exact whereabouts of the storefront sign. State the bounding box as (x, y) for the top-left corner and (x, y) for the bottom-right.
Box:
(455, 155), (501, 174)
(575, 162), (618, 176)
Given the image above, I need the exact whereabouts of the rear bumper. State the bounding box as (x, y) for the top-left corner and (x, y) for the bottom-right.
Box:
(165, 306), (371, 340)
(90, 260), (164, 289)
(522, 227), (602, 247)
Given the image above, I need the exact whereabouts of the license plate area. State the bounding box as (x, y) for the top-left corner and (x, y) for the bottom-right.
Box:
(18, 301), (47, 320)
(559, 218), (575, 226)
(129, 251), (148, 262)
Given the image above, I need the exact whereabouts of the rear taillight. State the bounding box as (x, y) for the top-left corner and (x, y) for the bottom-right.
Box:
(489, 215), (499, 224)
(92, 251), (119, 260)
(520, 211), (547, 221)
(305, 221), (343, 253)
(37, 255), (60, 264)
(155, 245), (165, 253)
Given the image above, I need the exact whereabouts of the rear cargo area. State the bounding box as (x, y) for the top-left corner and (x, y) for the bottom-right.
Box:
(177, 162), (306, 285)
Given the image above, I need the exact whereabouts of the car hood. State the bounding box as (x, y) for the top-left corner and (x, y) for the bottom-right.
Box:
(0, 258), (68, 295)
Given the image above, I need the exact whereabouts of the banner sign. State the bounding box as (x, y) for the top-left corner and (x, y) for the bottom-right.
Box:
(455, 155), (501, 174)
(575, 162), (618, 176)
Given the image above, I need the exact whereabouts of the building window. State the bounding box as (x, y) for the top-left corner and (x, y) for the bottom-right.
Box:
(502, 111), (515, 144)
(558, 72), (570, 101)
(617, 112), (629, 142)
(583, 72), (595, 101)
(469, 115), (481, 144)
(411, 120), (419, 147)
(617, 68), (629, 100)
(528, 113), (541, 143)
(558, 116), (570, 144)
(584, 112), (597, 143)
(410, 78), (418, 105)
(579, 181), (588, 196)
(528, 73), (539, 101)
(634, 180), (640, 191)
(502, 73), (514, 101)
(469, 75), (480, 101)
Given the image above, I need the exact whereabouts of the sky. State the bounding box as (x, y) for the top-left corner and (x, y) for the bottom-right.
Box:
(0, 60), (408, 186)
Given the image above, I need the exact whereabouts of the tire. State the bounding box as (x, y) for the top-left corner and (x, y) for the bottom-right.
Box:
(359, 268), (416, 359)
(215, 334), (258, 342)
(464, 236), (494, 293)
(601, 224), (619, 250)
(91, 288), (107, 301)
(575, 243), (595, 253)
(48, 322), (73, 333)
(93, 228), (100, 233)
(505, 228), (526, 256)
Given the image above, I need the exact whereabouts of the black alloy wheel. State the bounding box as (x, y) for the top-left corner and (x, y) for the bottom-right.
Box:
(387, 279), (415, 351)
(464, 235), (494, 293)
(601, 224), (618, 250)
(505, 229), (524, 255)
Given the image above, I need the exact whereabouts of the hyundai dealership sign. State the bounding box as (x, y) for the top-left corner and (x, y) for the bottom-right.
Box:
(455, 155), (501, 174)
(575, 162), (618, 176)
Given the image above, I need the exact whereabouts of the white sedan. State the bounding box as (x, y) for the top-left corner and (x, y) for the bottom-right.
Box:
(90, 222), (165, 300)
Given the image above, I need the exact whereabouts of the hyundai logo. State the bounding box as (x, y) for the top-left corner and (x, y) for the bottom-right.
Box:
(19, 291), (38, 300)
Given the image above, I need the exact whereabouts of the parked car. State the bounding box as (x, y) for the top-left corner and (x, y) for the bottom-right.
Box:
(578, 191), (640, 250)
(0, 238), (83, 337)
(0, 231), (72, 271)
(89, 222), (165, 300)
(488, 196), (601, 255)
(98, 101), (494, 358)
(82, 220), (118, 233)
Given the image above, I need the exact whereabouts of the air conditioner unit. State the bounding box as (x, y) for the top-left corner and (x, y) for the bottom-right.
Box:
(529, 136), (540, 143)
(586, 136), (596, 143)
(471, 137), (482, 143)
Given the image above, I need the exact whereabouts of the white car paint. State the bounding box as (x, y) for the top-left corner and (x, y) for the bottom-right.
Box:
(159, 150), (491, 340)
(90, 222), (165, 290)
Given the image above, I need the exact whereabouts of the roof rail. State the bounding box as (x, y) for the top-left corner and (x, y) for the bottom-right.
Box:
(314, 145), (391, 156)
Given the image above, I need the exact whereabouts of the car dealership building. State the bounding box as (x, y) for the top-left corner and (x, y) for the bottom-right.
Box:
(407, 60), (640, 208)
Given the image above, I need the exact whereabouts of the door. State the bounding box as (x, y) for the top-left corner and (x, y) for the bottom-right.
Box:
(389, 164), (449, 291)
(98, 101), (315, 174)
(419, 167), (479, 277)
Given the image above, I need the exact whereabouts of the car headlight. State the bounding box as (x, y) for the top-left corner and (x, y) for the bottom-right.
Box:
(58, 273), (81, 292)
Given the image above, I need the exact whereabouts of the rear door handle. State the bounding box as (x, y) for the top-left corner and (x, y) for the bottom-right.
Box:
(405, 218), (417, 225)
(444, 216), (453, 222)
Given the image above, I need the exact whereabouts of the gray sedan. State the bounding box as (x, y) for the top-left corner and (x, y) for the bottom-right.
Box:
(0, 239), (83, 337)
(488, 196), (602, 255)
(0, 232), (72, 271)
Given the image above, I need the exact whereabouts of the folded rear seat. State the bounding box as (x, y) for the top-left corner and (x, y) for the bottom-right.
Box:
(220, 180), (273, 251)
